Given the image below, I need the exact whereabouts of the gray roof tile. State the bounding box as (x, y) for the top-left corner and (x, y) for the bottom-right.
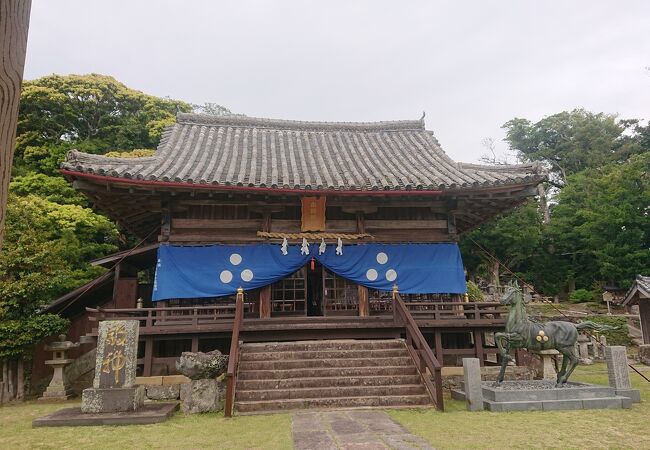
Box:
(62, 113), (546, 192)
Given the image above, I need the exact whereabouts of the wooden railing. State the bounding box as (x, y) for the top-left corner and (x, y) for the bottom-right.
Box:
(392, 287), (444, 411)
(86, 303), (255, 332)
(224, 288), (245, 418)
(404, 301), (505, 322)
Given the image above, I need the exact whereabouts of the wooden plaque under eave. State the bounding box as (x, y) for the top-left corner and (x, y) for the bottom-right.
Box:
(301, 197), (326, 231)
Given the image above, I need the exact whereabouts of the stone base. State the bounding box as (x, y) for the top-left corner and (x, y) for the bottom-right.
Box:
(452, 380), (636, 412)
(616, 388), (642, 403)
(39, 388), (75, 401)
(146, 384), (180, 400)
(32, 402), (178, 427)
(81, 386), (145, 413)
(179, 379), (224, 414)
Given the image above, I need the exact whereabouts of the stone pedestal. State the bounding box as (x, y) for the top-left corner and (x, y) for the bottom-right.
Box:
(40, 359), (75, 400)
(462, 358), (484, 411)
(605, 346), (641, 403)
(81, 386), (145, 413)
(180, 379), (225, 414)
(638, 345), (650, 366)
(534, 350), (559, 380)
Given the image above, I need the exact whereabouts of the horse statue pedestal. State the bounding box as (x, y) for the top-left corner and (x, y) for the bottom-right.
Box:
(532, 350), (560, 381)
(451, 380), (636, 412)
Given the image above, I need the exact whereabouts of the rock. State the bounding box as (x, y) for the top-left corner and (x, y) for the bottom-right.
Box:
(179, 379), (225, 414)
(579, 357), (594, 365)
(176, 350), (228, 380)
(146, 384), (180, 400)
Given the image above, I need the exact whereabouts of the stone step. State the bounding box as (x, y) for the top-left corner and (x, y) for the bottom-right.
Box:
(236, 384), (426, 402)
(240, 339), (404, 353)
(236, 394), (431, 413)
(237, 365), (419, 381)
(236, 374), (422, 390)
(239, 348), (407, 362)
(238, 356), (413, 371)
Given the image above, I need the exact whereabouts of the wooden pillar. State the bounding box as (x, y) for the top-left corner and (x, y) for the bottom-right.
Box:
(358, 285), (369, 317)
(434, 331), (443, 363)
(474, 329), (484, 366)
(639, 300), (650, 345)
(0, 0), (31, 250)
(191, 337), (199, 352)
(143, 337), (153, 377)
(259, 285), (271, 319)
(113, 266), (138, 309)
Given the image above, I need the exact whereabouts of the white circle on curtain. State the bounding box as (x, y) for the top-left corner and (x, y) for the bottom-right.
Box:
(241, 269), (254, 282)
(366, 268), (378, 281)
(386, 269), (397, 282)
(229, 253), (242, 265)
(376, 252), (388, 264)
(220, 270), (233, 283)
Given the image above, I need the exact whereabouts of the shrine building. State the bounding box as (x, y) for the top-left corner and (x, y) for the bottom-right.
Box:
(37, 113), (545, 412)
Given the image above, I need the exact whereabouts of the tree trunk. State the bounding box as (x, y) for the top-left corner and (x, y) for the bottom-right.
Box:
(537, 183), (550, 224)
(16, 359), (24, 401)
(7, 360), (15, 401)
(1, 359), (7, 404)
(0, 0), (32, 250)
(490, 260), (500, 287)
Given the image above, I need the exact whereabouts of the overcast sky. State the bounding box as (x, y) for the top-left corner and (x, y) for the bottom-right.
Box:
(24, 0), (650, 162)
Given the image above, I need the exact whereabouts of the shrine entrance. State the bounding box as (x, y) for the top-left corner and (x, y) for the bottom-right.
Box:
(306, 260), (324, 316)
(270, 263), (360, 317)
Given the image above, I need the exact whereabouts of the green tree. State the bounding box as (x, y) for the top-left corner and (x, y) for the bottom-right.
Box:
(0, 194), (118, 396)
(460, 201), (544, 287)
(15, 73), (192, 162)
(503, 109), (643, 185)
(546, 153), (650, 290)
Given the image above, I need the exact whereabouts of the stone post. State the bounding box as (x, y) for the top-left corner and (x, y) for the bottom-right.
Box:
(605, 346), (641, 403)
(462, 358), (484, 411)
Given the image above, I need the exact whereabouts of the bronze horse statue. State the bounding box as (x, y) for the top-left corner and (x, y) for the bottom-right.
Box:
(495, 282), (615, 386)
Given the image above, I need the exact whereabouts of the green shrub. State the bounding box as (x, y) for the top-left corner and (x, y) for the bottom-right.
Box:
(467, 280), (484, 302)
(569, 288), (595, 303)
(584, 316), (631, 346)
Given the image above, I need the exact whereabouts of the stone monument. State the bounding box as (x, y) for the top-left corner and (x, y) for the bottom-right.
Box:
(39, 334), (79, 401)
(462, 358), (484, 411)
(81, 320), (144, 413)
(605, 346), (641, 403)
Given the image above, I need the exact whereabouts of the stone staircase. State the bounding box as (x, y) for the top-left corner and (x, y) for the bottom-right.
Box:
(234, 339), (431, 414)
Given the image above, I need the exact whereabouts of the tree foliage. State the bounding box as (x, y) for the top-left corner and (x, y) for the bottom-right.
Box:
(1, 74), (195, 362)
(0, 194), (118, 358)
(464, 111), (649, 298)
(16, 74), (191, 157)
(503, 109), (644, 185)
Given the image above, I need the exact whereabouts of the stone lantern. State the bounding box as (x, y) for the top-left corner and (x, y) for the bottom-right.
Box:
(39, 334), (79, 401)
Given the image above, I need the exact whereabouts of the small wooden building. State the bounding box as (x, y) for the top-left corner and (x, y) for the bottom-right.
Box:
(622, 275), (650, 344)
(48, 114), (544, 410)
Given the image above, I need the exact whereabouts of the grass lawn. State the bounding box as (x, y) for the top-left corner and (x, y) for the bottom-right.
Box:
(0, 402), (292, 450)
(1, 363), (648, 449)
(389, 363), (650, 450)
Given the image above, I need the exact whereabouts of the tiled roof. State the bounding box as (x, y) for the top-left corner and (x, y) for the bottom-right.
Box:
(62, 113), (546, 192)
(622, 275), (650, 305)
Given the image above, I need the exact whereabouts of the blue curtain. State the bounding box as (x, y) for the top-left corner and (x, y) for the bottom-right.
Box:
(152, 243), (466, 301)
